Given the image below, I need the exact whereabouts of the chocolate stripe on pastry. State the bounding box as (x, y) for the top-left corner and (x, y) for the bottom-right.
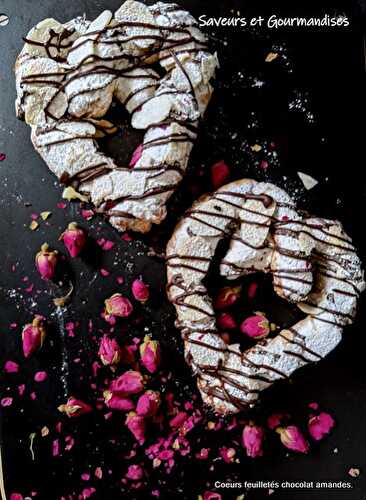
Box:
(166, 179), (365, 415)
(15, 1), (219, 233)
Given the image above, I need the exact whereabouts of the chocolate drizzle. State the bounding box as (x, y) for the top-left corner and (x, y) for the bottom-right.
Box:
(166, 180), (365, 414)
(17, 2), (216, 229)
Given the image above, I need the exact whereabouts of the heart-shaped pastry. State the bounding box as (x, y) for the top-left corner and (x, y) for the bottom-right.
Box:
(166, 179), (365, 415)
(14, 1), (218, 232)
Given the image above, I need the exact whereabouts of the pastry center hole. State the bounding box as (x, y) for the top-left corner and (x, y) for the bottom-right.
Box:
(204, 240), (307, 353)
(96, 99), (145, 168)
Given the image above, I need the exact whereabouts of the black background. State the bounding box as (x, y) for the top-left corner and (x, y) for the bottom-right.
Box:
(0, 0), (366, 499)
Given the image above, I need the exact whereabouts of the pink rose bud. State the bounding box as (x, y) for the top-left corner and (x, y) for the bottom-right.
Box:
(58, 397), (92, 417)
(217, 312), (236, 330)
(139, 335), (161, 374)
(203, 493), (222, 500)
(10, 495), (24, 500)
(60, 222), (86, 258)
(104, 391), (134, 412)
(242, 422), (265, 458)
(126, 412), (145, 444)
(129, 143), (143, 167)
(308, 412), (335, 441)
(110, 370), (144, 397)
(211, 160), (230, 189)
(98, 335), (121, 367)
(105, 293), (133, 318)
(214, 286), (241, 310)
(35, 243), (57, 280)
(240, 314), (270, 339)
(136, 390), (161, 417)
(131, 278), (149, 303)
(22, 316), (46, 358)
(126, 464), (144, 481)
(276, 425), (309, 453)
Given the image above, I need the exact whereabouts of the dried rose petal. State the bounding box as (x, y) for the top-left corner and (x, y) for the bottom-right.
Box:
(129, 143), (143, 167)
(214, 286), (241, 310)
(139, 336), (161, 374)
(217, 312), (236, 330)
(104, 293), (133, 318)
(211, 160), (230, 189)
(35, 243), (57, 280)
(168, 411), (188, 430)
(240, 314), (270, 339)
(4, 360), (19, 373)
(267, 413), (285, 430)
(308, 412), (335, 441)
(98, 335), (121, 367)
(60, 222), (86, 258)
(136, 391), (161, 417)
(1, 397), (13, 407)
(126, 464), (144, 481)
(58, 397), (92, 417)
(109, 370), (144, 397)
(22, 316), (46, 358)
(276, 425), (309, 453)
(126, 412), (145, 444)
(34, 371), (47, 382)
(131, 278), (149, 303)
(104, 391), (135, 412)
(242, 422), (265, 458)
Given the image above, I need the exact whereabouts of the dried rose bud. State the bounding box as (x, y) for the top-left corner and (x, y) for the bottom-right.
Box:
(217, 312), (236, 330)
(110, 370), (144, 397)
(308, 412), (335, 441)
(136, 390), (161, 417)
(240, 314), (270, 339)
(60, 222), (86, 258)
(131, 278), (149, 303)
(98, 335), (121, 367)
(276, 425), (309, 453)
(203, 492), (222, 500)
(35, 243), (57, 280)
(139, 335), (161, 374)
(211, 160), (230, 189)
(105, 293), (133, 318)
(126, 411), (145, 444)
(126, 464), (144, 481)
(242, 422), (265, 458)
(58, 397), (92, 417)
(103, 391), (134, 412)
(129, 143), (143, 167)
(214, 286), (241, 310)
(219, 446), (236, 463)
(22, 316), (46, 358)
(10, 494), (24, 500)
